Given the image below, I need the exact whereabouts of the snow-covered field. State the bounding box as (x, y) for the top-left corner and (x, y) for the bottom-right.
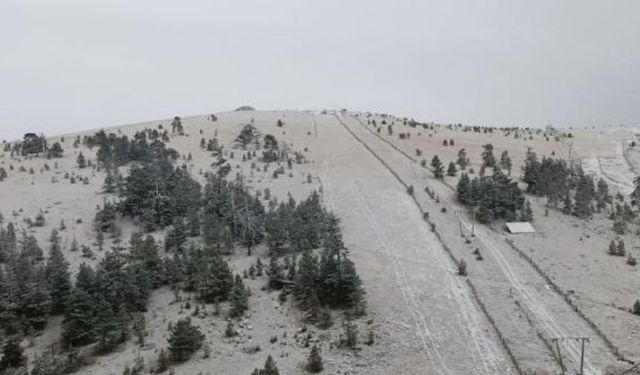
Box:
(1, 110), (638, 374)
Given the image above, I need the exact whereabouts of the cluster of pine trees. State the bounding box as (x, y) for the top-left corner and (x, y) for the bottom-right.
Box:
(456, 168), (528, 223)
(522, 148), (612, 218)
(264, 192), (326, 255)
(89, 129), (177, 169)
(200, 174), (266, 255)
(118, 158), (202, 230)
(0, 227), (70, 332)
(266, 211), (365, 316)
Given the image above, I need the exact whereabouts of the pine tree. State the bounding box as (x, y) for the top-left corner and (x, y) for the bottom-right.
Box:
(62, 287), (97, 346)
(93, 298), (126, 351)
(265, 203), (287, 255)
(521, 200), (533, 222)
(0, 337), (26, 370)
(447, 162), (457, 177)
(617, 240), (626, 256)
(167, 318), (205, 362)
(608, 240), (617, 255)
(96, 230), (104, 251)
(47, 142), (64, 159)
(267, 255), (284, 289)
(45, 229), (71, 314)
(500, 150), (512, 175)
(196, 253), (234, 303)
(573, 175), (594, 218)
(188, 211), (201, 237)
(294, 250), (318, 302)
(481, 144), (496, 167)
(103, 169), (116, 193)
(229, 274), (249, 317)
(165, 217), (187, 252)
(456, 173), (472, 205)
(77, 152), (87, 169)
(129, 234), (163, 288)
(562, 193), (572, 215)
(305, 345), (323, 373)
(252, 355), (280, 375)
(431, 155), (444, 179)
(340, 319), (358, 349)
(24, 266), (53, 328)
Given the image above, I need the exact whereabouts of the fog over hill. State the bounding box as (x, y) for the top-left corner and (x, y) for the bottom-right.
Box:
(2, 0), (640, 141)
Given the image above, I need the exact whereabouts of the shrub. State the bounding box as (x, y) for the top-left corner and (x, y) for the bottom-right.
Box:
(305, 345), (323, 373)
(167, 318), (205, 362)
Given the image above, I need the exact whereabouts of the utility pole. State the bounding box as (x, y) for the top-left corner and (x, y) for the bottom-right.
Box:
(456, 210), (464, 237)
(471, 207), (476, 237)
(551, 336), (589, 375)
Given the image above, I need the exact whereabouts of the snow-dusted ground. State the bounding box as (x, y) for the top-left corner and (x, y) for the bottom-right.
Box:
(582, 141), (635, 196)
(311, 113), (514, 374)
(2, 110), (638, 374)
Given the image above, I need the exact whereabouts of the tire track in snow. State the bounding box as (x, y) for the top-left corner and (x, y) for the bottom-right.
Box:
(343, 113), (611, 374)
(320, 114), (513, 373)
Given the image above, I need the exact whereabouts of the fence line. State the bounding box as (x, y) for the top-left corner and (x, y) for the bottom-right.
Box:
(333, 114), (527, 374)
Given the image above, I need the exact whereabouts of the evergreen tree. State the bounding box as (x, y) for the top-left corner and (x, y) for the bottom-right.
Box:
(229, 274), (249, 317)
(294, 250), (318, 302)
(103, 169), (116, 193)
(196, 253), (234, 303)
(431, 155), (444, 179)
(481, 144), (496, 167)
(45, 230), (71, 314)
(456, 173), (472, 205)
(573, 174), (594, 218)
(447, 162), (457, 177)
(500, 150), (512, 175)
(188, 211), (201, 237)
(267, 255), (284, 289)
(631, 176), (640, 204)
(456, 148), (469, 169)
(62, 287), (97, 346)
(305, 345), (323, 373)
(265, 203), (288, 255)
(252, 355), (280, 375)
(47, 142), (64, 159)
(171, 116), (184, 135)
(167, 318), (205, 362)
(0, 337), (26, 370)
(129, 234), (163, 288)
(617, 240), (626, 256)
(608, 240), (617, 255)
(521, 200), (533, 222)
(93, 297), (126, 351)
(77, 152), (87, 169)
(562, 193), (572, 215)
(165, 217), (187, 252)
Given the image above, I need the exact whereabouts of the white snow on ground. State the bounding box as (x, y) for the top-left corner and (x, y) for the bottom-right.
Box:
(312, 113), (514, 374)
(339, 114), (620, 375)
(582, 140), (635, 196)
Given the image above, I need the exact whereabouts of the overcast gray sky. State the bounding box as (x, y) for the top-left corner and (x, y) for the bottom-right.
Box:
(1, 0), (639, 140)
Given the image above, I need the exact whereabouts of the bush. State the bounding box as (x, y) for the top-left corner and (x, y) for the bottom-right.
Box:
(457, 259), (467, 276)
(167, 318), (205, 362)
(305, 345), (323, 373)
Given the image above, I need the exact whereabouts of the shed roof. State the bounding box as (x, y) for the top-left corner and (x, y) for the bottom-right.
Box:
(505, 222), (535, 233)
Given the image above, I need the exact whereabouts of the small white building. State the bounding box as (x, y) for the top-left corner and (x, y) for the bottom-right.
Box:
(505, 222), (535, 234)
